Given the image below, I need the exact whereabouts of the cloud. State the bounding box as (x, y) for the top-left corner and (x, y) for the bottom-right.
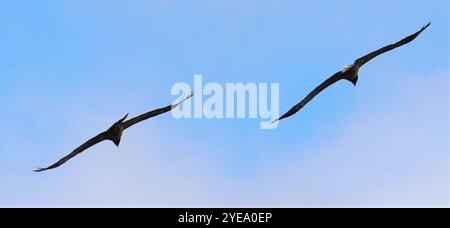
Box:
(248, 70), (449, 207)
(1, 69), (448, 207)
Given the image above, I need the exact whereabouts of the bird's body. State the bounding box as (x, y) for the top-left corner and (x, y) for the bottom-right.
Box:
(340, 64), (359, 84)
(274, 23), (430, 123)
(107, 114), (128, 146)
(35, 92), (194, 172)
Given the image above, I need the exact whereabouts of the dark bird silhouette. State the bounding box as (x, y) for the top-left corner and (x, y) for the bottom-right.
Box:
(274, 23), (430, 123)
(34, 92), (194, 172)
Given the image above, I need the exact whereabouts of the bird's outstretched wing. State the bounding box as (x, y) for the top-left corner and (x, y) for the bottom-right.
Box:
(123, 91), (194, 130)
(354, 23), (430, 67)
(274, 72), (343, 123)
(34, 132), (108, 172)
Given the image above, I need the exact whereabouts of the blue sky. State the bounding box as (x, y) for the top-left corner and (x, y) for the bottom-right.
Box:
(0, 0), (448, 207)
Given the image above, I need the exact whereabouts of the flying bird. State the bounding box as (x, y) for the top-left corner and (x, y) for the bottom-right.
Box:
(34, 92), (194, 172)
(274, 23), (430, 123)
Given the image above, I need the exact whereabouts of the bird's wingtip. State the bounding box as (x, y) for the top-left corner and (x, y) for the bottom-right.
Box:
(33, 167), (46, 172)
(271, 119), (279, 124)
(423, 22), (431, 30)
(172, 91), (195, 109)
(186, 91), (195, 100)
